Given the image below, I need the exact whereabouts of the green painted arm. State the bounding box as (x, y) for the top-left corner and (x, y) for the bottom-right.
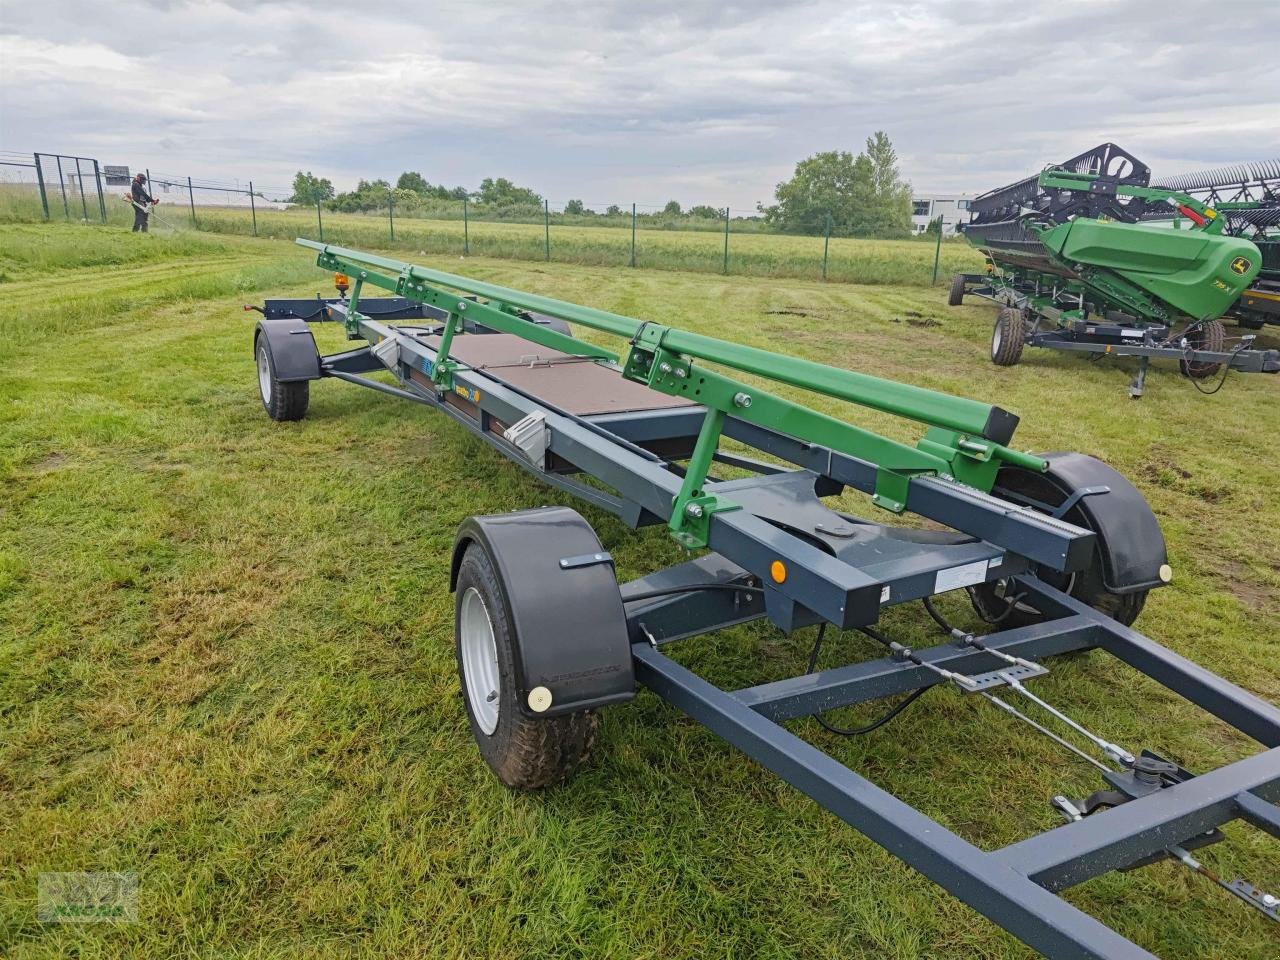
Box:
(296, 239), (1046, 536)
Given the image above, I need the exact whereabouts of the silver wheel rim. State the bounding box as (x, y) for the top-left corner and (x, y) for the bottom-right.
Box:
(992, 322), (1003, 356)
(257, 344), (272, 404)
(460, 586), (500, 735)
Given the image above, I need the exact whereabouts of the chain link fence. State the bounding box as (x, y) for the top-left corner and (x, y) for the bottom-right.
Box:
(1, 150), (983, 286)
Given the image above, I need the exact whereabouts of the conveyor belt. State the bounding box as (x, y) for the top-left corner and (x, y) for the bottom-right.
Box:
(424, 333), (696, 417)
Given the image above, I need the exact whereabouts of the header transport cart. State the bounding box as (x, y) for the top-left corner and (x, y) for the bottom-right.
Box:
(250, 240), (1280, 958)
(951, 143), (1280, 396)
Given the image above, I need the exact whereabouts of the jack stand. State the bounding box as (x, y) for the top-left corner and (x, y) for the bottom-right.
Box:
(1129, 355), (1150, 399)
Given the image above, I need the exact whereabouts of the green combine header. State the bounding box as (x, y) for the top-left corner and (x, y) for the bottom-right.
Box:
(950, 143), (1278, 396)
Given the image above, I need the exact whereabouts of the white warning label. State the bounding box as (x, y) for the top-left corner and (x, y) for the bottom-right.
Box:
(935, 558), (993, 594)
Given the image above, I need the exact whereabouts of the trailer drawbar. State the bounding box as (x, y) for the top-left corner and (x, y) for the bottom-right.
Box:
(249, 239), (1280, 957)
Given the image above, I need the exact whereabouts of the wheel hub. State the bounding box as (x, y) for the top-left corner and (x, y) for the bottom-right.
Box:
(257, 344), (272, 404)
(459, 586), (501, 735)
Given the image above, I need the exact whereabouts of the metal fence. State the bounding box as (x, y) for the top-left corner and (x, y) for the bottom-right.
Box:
(1, 150), (977, 286)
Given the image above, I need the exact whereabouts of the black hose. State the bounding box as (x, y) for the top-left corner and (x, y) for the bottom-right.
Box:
(804, 624), (930, 736)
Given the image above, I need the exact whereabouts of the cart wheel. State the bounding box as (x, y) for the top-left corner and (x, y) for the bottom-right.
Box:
(454, 541), (598, 790)
(947, 273), (966, 306)
(255, 335), (309, 421)
(969, 464), (1148, 628)
(1178, 319), (1225, 379)
(991, 307), (1025, 366)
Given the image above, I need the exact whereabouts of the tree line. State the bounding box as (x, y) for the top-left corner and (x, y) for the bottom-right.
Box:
(287, 130), (914, 237)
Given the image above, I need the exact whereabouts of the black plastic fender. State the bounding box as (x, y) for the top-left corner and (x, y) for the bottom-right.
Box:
(254, 318), (320, 382)
(451, 507), (635, 717)
(1028, 452), (1168, 594)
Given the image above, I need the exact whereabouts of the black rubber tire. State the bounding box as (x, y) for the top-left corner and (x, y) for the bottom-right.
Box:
(991, 307), (1025, 366)
(454, 542), (597, 791)
(968, 466), (1147, 628)
(947, 273), (966, 306)
(255, 335), (309, 422)
(1178, 319), (1225, 379)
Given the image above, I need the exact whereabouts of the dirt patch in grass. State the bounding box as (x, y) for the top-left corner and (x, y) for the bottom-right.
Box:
(1216, 560), (1278, 613)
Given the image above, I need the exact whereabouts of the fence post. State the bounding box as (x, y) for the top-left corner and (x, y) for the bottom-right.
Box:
(316, 200), (324, 242)
(630, 203), (637, 267)
(75, 158), (89, 222)
(722, 206), (730, 274)
(822, 213), (832, 281)
(187, 176), (197, 226)
(932, 217), (945, 283)
(249, 181), (258, 236)
(544, 199), (551, 261)
(463, 197), (470, 255)
(92, 160), (107, 223)
(388, 195), (394, 240)
(33, 153), (49, 220)
(56, 156), (69, 219)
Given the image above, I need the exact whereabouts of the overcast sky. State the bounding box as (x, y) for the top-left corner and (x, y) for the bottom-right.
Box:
(2, 1), (1277, 211)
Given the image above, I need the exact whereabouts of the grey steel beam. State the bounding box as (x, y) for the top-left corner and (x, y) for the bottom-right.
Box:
(994, 748), (1280, 890)
(1017, 578), (1280, 747)
(734, 614), (1098, 720)
(722, 418), (1096, 574)
(634, 643), (1159, 960)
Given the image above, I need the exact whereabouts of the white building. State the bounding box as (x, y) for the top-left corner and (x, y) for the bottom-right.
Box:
(911, 194), (973, 236)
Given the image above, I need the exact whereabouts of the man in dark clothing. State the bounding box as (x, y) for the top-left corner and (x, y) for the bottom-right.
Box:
(130, 173), (157, 232)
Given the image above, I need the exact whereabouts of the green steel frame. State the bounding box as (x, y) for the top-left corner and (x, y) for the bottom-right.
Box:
(299, 239), (1046, 546)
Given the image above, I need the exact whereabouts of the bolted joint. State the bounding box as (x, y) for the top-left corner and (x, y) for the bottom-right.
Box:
(733, 392), (753, 408)
(684, 503), (704, 519)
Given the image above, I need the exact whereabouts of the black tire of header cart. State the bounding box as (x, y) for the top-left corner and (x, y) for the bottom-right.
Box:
(969, 465), (1147, 629)
(948, 273), (966, 306)
(1178, 319), (1225, 379)
(454, 541), (597, 790)
(256, 335), (310, 421)
(991, 307), (1025, 366)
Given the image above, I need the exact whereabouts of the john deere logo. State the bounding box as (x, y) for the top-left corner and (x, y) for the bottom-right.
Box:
(1230, 256), (1251, 276)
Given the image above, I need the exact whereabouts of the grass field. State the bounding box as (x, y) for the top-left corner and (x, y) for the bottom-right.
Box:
(0, 185), (983, 287)
(1, 223), (1278, 959)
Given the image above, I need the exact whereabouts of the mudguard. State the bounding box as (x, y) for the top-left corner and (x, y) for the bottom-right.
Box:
(1036, 452), (1168, 594)
(254, 318), (320, 382)
(451, 507), (635, 717)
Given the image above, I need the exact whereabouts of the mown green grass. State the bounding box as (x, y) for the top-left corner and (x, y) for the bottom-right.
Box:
(0, 185), (983, 288)
(1, 224), (1278, 959)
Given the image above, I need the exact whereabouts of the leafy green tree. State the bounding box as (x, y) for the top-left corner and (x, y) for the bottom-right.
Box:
(605, 204), (622, 216)
(288, 171), (334, 205)
(396, 171), (431, 194)
(476, 177), (542, 206)
(761, 131), (911, 238)
(860, 131), (913, 237)
(564, 199), (585, 215)
(663, 200), (682, 215)
(687, 204), (722, 219)
(330, 178), (392, 212)
(396, 171), (469, 201)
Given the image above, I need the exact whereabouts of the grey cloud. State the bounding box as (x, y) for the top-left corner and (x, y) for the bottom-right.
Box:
(1, 0), (1276, 207)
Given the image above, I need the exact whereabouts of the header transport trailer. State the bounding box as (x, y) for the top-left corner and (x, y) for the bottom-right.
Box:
(249, 240), (1279, 957)
(951, 143), (1280, 397)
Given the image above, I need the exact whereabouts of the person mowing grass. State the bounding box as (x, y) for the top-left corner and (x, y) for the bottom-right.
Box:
(128, 173), (159, 232)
